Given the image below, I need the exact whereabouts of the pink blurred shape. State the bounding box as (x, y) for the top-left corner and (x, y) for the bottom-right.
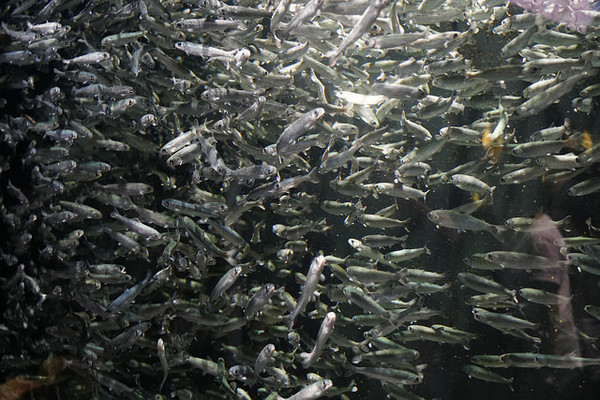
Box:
(509, 0), (600, 32)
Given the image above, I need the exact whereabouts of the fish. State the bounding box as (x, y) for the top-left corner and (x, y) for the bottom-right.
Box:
(447, 174), (495, 196)
(349, 366), (422, 385)
(458, 272), (516, 298)
(209, 266), (243, 303)
(428, 209), (497, 233)
(275, 108), (325, 158)
(518, 288), (572, 305)
(245, 283), (277, 319)
(297, 312), (336, 367)
(157, 338), (168, 390)
(286, 254), (326, 330)
(462, 364), (514, 389)
(3, 0), (600, 398)
(254, 343), (276, 375)
(275, 0), (325, 46)
(472, 308), (538, 331)
(325, 0), (390, 66)
(275, 379), (332, 400)
(484, 251), (565, 270)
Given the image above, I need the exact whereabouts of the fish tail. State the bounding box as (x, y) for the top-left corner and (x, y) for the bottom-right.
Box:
(561, 215), (572, 232)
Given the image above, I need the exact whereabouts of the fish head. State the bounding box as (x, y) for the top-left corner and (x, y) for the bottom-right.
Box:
(427, 211), (440, 223)
(347, 238), (361, 249)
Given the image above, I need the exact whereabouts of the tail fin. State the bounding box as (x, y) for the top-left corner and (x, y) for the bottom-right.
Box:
(560, 215), (572, 232)
(306, 167), (321, 184)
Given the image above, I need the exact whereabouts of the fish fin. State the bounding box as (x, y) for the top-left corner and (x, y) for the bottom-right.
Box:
(297, 352), (312, 368)
(344, 214), (355, 226)
(306, 167), (320, 184)
(561, 215), (572, 232)
(284, 314), (294, 331)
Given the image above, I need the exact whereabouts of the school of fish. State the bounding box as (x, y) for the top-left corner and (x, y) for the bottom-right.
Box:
(2, 0), (600, 399)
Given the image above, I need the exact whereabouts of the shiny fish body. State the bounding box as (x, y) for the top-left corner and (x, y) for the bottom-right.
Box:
(448, 174), (494, 196)
(472, 308), (537, 330)
(518, 288), (572, 305)
(298, 312), (336, 367)
(276, 108), (325, 157)
(325, 0), (390, 66)
(428, 210), (495, 233)
(484, 251), (564, 270)
(209, 266), (243, 303)
(458, 272), (516, 298)
(287, 254), (326, 330)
